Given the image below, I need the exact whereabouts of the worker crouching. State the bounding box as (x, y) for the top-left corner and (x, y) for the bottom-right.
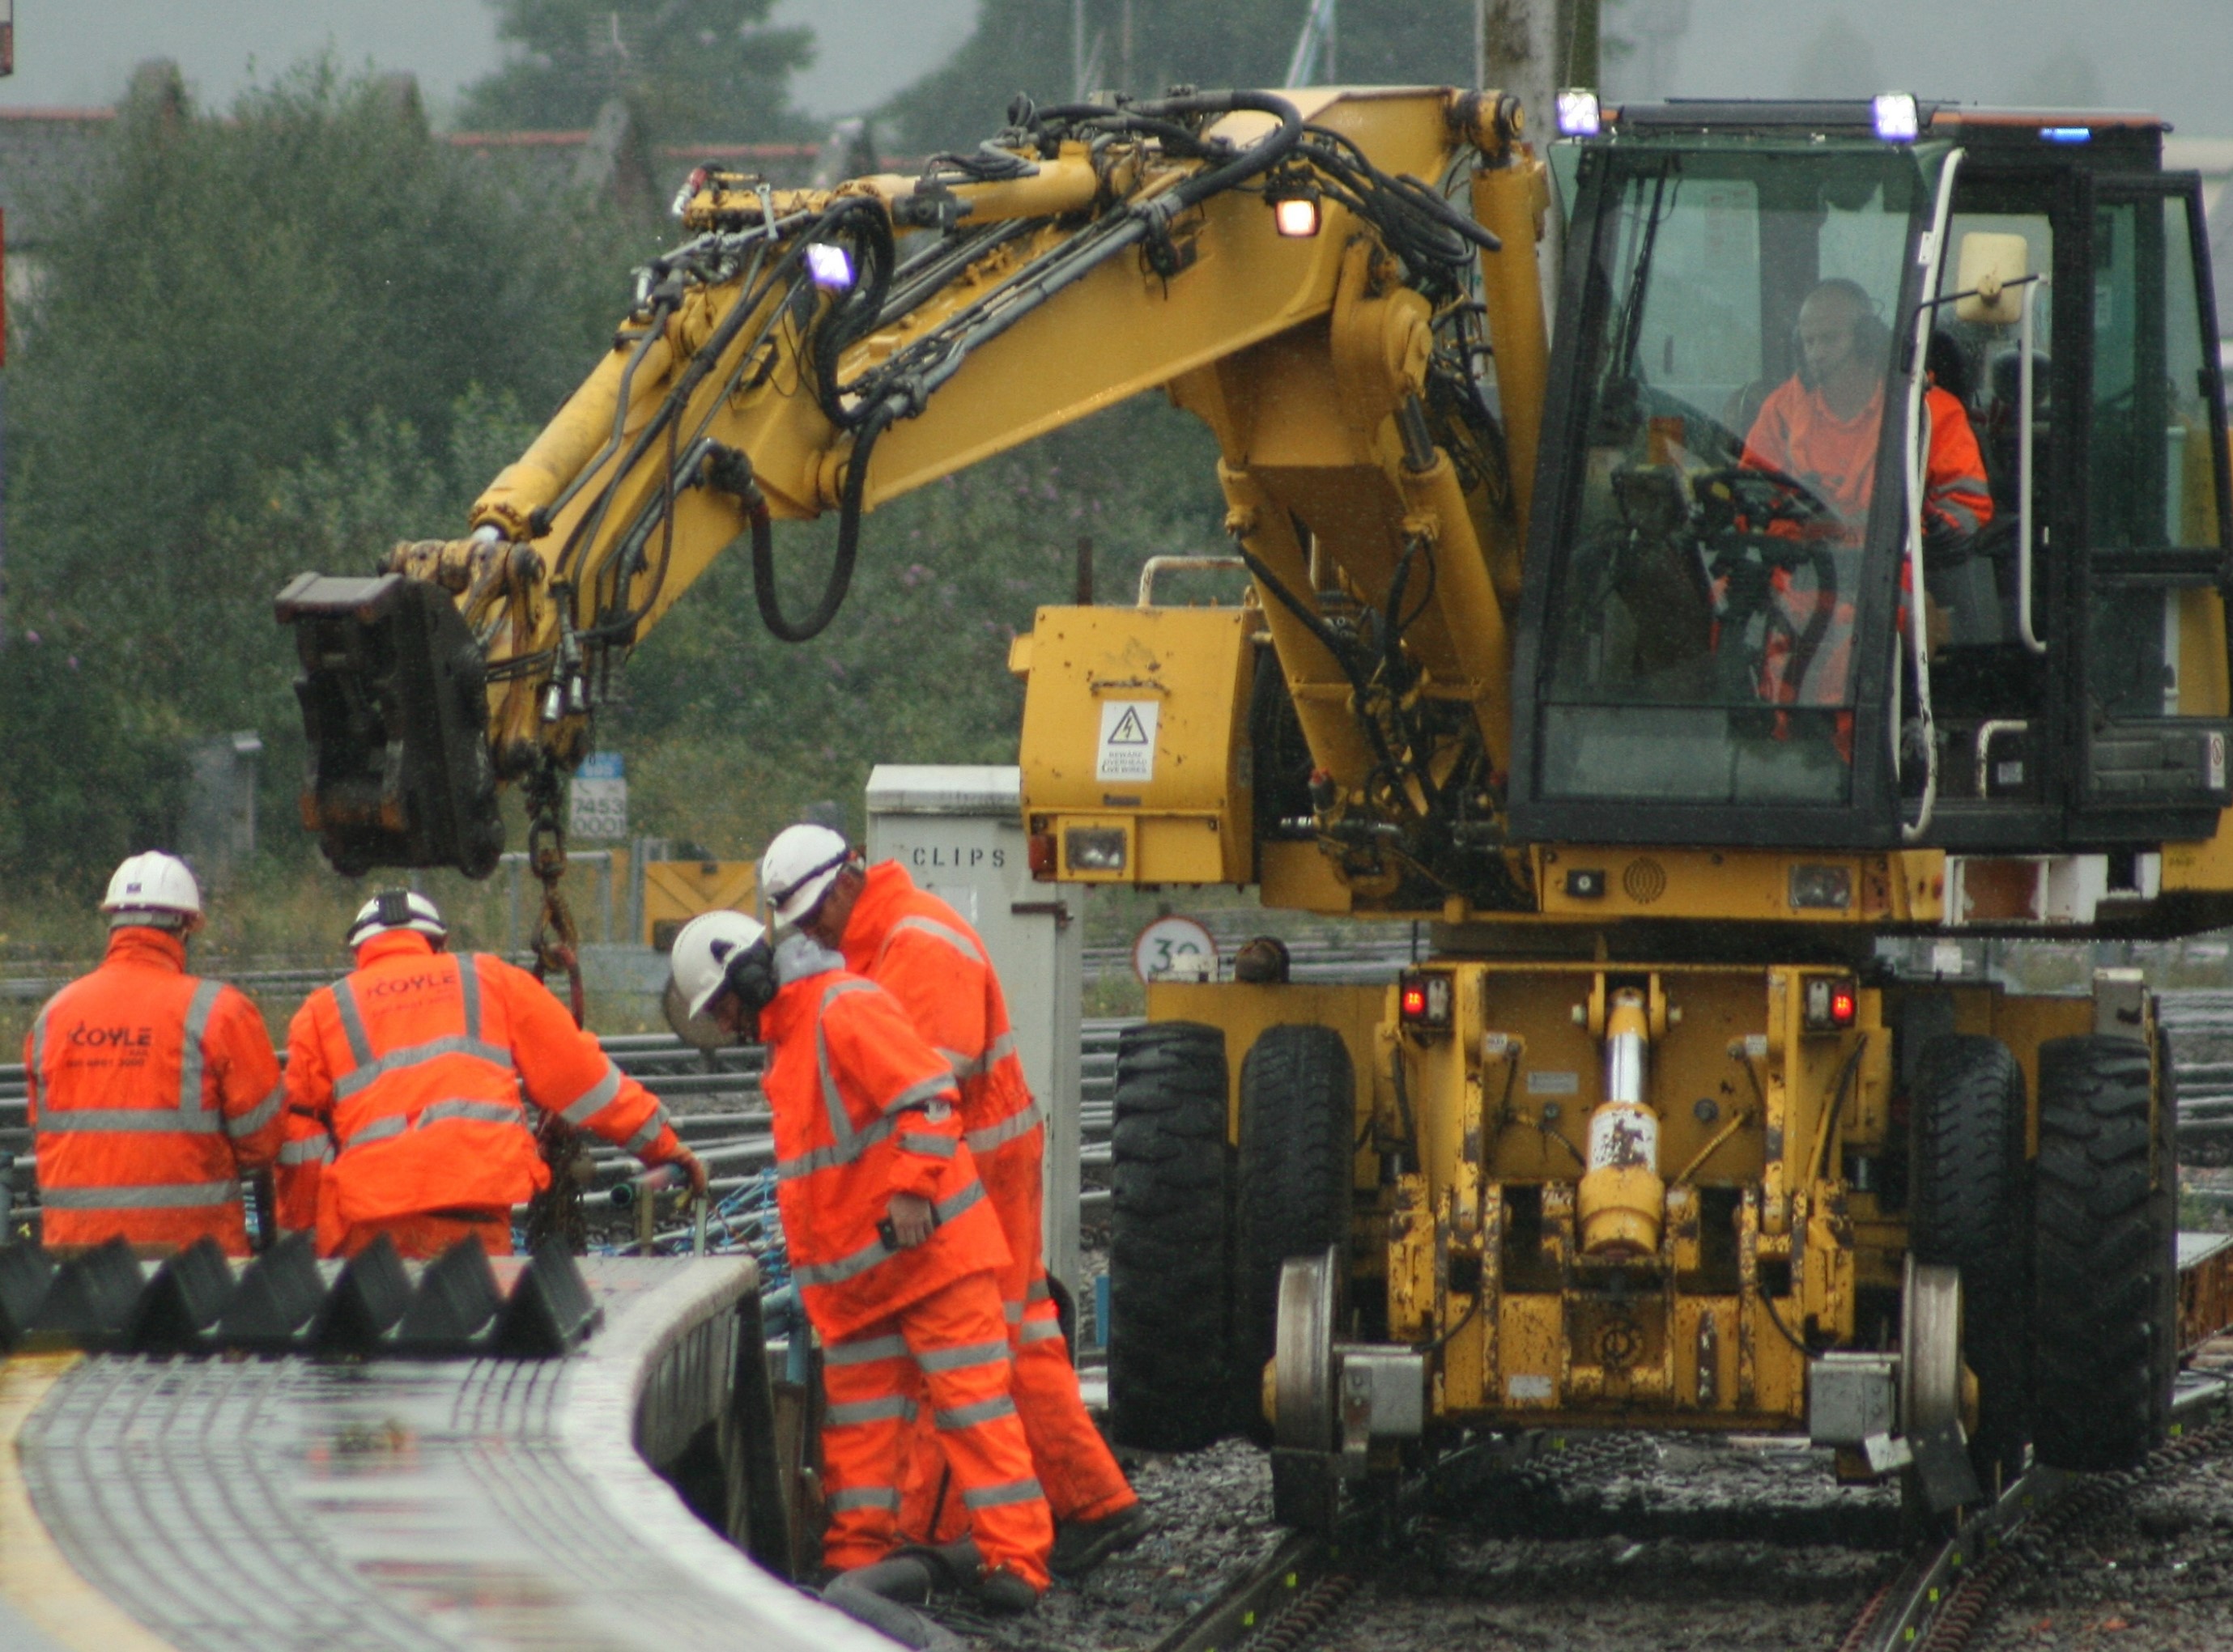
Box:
(279, 890), (704, 1258)
(26, 853), (284, 1255)
(670, 911), (1052, 1612)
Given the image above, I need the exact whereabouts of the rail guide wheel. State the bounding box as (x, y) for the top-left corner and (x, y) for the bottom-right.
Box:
(1270, 1246), (1342, 1535)
(1899, 1255), (1982, 1514)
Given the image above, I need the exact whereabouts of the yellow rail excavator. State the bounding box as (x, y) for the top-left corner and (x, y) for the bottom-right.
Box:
(278, 85), (2233, 1526)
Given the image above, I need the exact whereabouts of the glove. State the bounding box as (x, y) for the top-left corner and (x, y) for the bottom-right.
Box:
(666, 1147), (709, 1200)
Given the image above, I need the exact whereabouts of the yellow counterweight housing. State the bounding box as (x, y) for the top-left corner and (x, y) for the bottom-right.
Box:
(1011, 602), (1262, 885)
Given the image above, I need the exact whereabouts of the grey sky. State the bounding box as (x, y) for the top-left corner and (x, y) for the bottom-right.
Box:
(0, 1), (2223, 134)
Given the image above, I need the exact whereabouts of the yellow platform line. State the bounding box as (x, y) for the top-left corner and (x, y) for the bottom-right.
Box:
(0, 1353), (178, 1652)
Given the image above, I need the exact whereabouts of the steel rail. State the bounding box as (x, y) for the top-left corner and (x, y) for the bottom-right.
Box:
(1838, 1372), (2233, 1652)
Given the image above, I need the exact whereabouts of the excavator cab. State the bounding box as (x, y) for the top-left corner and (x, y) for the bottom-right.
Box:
(1511, 102), (2233, 868)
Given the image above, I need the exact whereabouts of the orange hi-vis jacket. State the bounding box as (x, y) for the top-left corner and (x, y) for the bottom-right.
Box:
(1741, 380), (1993, 547)
(759, 940), (1009, 1340)
(841, 862), (1041, 1165)
(279, 931), (683, 1230)
(26, 927), (284, 1255)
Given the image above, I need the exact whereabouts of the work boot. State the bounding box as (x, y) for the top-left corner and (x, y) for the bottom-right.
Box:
(1049, 1501), (1153, 1578)
(972, 1565), (1042, 1616)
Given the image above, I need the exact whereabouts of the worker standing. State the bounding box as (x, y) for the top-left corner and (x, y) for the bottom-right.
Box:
(759, 825), (1146, 1578)
(669, 911), (1052, 1612)
(25, 853), (283, 1255)
(279, 890), (703, 1258)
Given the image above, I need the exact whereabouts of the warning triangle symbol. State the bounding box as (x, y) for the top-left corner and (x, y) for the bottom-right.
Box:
(1108, 707), (1151, 745)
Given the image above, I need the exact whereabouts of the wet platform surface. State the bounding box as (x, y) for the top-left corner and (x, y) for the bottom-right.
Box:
(1, 1259), (880, 1652)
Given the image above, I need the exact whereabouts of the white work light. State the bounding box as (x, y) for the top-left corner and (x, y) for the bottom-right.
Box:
(1274, 193), (1322, 238)
(806, 242), (855, 291)
(1871, 93), (1920, 143)
(1555, 88), (1601, 138)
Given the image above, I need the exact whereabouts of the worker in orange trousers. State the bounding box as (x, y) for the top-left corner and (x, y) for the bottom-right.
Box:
(761, 826), (1146, 1578)
(671, 911), (1052, 1612)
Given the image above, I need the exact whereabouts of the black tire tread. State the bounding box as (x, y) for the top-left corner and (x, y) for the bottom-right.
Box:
(1233, 1025), (1356, 1437)
(2031, 1034), (2172, 1473)
(1906, 1033), (2031, 1484)
(1108, 1021), (1231, 1452)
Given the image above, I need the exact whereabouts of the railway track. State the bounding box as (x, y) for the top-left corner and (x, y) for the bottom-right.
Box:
(1112, 1365), (2233, 1652)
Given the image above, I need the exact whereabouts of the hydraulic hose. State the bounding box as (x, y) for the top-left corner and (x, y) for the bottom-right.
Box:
(752, 400), (897, 642)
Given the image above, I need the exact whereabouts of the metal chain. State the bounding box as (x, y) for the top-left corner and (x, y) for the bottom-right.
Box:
(522, 765), (590, 1253)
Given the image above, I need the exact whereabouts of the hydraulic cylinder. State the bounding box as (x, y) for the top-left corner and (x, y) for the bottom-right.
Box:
(1577, 987), (1665, 1257)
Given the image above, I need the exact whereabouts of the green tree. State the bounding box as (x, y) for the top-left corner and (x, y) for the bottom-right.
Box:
(8, 62), (644, 736)
(457, 0), (813, 141)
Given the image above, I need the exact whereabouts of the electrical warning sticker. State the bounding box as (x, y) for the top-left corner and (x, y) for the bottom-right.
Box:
(1096, 700), (1159, 782)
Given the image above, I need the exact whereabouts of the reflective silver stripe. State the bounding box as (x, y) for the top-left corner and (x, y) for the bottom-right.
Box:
(342, 1115), (410, 1148)
(1026, 1276), (1052, 1304)
(278, 1136), (333, 1166)
(1003, 1301), (1024, 1324)
(457, 954), (483, 1041)
(961, 1477), (1043, 1510)
(331, 979), (374, 1070)
(939, 1029), (1019, 1083)
(883, 1075), (952, 1117)
(40, 1108), (224, 1135)
(790, 1232), (895, 1289)
(826, 1487), (900, 1513)
(776, 1114), (898, 1182)
(338, 1098), (524, 1149)
(815, 977), (883, 1155)
(559, 1062), (624, 1126)
(419, 1099), (528, 1130)
(933, 1179), (986, 1226)
(917, 1338), (1007, 1374)
(826, 1395), (914, 1427)
(898, 1132), (957, 1159)
(923, 1100), (952, 1124)
(886, 913), (988, 967)
(331, 1035), (513, 1102)
(177, 979), (223, 1112)
(42, 1180), (240, 1210)
(226, 1080), (286, 1140)
(934, 1395), (1016, 1430)
(623, 1111), (669, 1155)
(963, 1100), (1044, 1157)
(826, 1334), (909, 1366)
(1019, 1319), (1065, 1344)
(27, 1001), (53, 1113)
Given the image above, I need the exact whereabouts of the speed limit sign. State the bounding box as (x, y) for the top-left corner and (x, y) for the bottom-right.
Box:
(1132, 916), (1218, 983)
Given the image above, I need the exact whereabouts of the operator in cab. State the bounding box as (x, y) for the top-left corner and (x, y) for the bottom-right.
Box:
(1743, 277), (1994, 554)
(1738, 278), (1995, 704)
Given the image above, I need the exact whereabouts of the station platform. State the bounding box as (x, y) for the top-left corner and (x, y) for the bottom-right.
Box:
(0, 1251), (882, 1652)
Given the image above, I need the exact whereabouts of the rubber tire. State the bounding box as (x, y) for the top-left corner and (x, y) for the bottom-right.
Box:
(1108, 1021), (1233, 1452)
(1906, 1034), (2032, 1487)
(1233, 1025), (1357, 1441)
(2031, 1034), (2175, 1472)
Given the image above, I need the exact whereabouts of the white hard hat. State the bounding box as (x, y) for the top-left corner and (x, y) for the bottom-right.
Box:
(670, 910), (768, 1021)
(101, 852), (203, 929)
(347, 888), (448, 949)
(759, 824), (855, 928)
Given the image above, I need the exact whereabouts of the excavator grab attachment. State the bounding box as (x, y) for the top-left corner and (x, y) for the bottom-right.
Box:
(277, 572), (505, 878)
